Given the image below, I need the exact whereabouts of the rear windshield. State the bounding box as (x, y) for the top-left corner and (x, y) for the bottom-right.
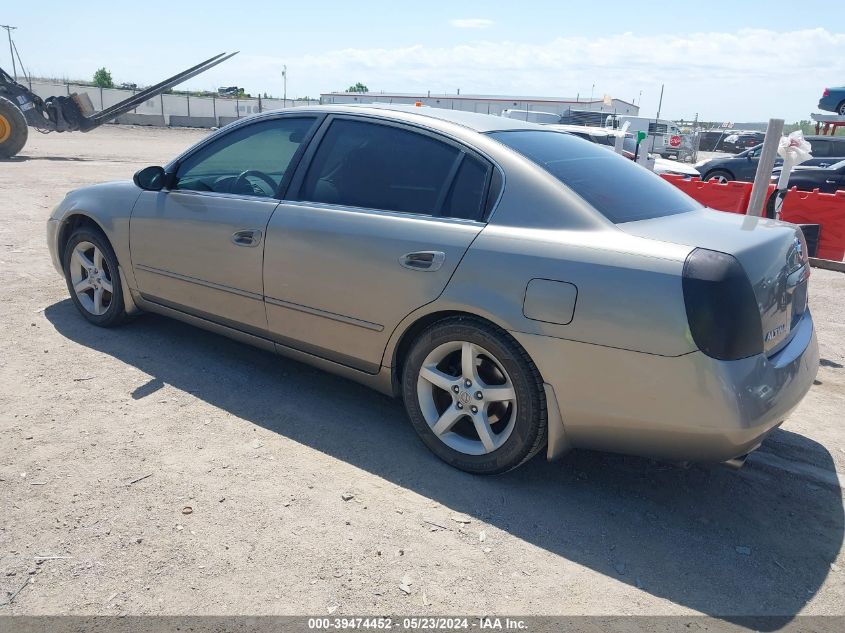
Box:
(488, 130), (701, 223)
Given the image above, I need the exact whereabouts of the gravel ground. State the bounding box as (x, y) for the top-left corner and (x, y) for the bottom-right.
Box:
(0, 125), (843, 623)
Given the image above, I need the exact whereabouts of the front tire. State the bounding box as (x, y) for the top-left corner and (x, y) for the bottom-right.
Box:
(703, 169), (733, 183)
(401, 316), (547, 474)
(0, 96), (28, 159)
(63, 227), (127, 327)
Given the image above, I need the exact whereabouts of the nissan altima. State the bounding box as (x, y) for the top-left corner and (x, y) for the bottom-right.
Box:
(46, 105), (819, 474)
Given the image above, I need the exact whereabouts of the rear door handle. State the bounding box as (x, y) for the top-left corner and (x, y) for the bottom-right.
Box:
(399, 251), (446, 271)
(232, 229), (263, 247)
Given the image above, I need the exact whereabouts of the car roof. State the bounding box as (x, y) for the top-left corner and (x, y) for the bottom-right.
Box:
(251, 103), (543, 133)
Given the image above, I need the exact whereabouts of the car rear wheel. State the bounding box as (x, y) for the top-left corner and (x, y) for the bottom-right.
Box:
(703, 169), (732, 184)
(63, 228), (127, 327)
(838, 101), (845, 116)
(401, 316), (547, 474)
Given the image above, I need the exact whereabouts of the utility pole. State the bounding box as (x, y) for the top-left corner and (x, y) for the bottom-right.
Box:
(1, 24), (17, 79)
(282, 64), (287, 105)
(656, 83), (664, 119)
(651, 83), (665, 154)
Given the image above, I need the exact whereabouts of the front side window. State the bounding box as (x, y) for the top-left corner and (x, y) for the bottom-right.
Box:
(175, 117), (316, 197)
(300, 118), (487, 218)
(489, 130), (701, 223)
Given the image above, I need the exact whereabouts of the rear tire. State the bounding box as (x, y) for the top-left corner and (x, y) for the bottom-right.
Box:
(401, 316), (547, 475)
(703, 169), (733, 183)
(0, 96), (28, 159)
(63, 227), (127, 327)
(838, 101), (845, 116)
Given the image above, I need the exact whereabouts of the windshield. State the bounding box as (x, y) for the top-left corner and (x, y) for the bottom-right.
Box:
(488, 130), (701, 223)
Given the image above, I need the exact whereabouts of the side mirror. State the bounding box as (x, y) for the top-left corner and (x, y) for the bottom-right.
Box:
(133, 165), (166, 191)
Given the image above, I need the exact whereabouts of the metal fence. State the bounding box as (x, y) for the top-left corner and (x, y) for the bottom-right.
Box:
(23, 79), (320, 129)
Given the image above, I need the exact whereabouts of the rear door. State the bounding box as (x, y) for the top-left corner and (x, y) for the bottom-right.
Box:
(263, 116), (494, 372)
(130, 115), (318, 334)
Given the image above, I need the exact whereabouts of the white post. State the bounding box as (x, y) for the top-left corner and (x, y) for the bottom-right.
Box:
(746, 118), (784, 217)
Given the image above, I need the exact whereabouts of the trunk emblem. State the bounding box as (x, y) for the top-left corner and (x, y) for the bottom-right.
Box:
(764, 323), (786, 342)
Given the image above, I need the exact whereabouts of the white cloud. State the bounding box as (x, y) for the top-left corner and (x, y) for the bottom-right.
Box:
(115, 28), (845, 121)
(449, 18), (494, 29)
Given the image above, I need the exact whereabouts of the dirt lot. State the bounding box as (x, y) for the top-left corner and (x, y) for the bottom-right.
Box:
(0, 125), (844, 622)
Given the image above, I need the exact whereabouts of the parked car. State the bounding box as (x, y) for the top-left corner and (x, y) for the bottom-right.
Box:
(546, 124), (700, 177)
(697, 130), (731, 152)
(697, 136), (845, 183)
(818, 87), (845, 115)
(46, 104), (818, 474)
(610, 115), (684, 158)
(501, 109), (561, 124)
(772, 159), (845, 193)
(720, 131), (765, 154)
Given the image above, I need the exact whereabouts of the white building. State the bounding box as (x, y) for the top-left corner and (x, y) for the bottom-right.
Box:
(319, 92), (639, 117)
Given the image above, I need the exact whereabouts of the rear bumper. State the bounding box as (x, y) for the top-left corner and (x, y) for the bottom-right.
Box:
(818, 96), (840, 113)
(513, 310), (819, 462)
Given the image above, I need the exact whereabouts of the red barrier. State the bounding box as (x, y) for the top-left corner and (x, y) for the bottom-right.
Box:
(660, 174), (760, 214)
(781, 188), (845, 261)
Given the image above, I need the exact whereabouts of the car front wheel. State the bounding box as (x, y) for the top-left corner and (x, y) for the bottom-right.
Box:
(63, 228), (127, 327)
(703, 169), (733, 184)
(402, 316), (547, 474)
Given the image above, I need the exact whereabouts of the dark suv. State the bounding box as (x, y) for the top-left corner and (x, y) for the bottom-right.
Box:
(696, 135), (845, 183)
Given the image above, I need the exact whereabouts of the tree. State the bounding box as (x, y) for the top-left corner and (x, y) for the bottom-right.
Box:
(93, 67), (114, 88)
(346, 82), (369, 93)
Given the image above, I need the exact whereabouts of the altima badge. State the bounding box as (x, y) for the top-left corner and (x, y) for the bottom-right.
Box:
(765, 323), (787, 342)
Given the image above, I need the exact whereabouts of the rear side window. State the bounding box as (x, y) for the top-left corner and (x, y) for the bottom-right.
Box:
(811, 141), (830, 157)
(300, 118), (485, 217)
(442, 154), (490, 220)
(489, 130), (701, 223)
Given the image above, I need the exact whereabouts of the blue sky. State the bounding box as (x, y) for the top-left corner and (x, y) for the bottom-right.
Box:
(2, 1), (843, 121)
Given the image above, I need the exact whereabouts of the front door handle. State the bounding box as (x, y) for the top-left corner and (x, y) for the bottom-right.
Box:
(399, 251), (446, 271)
(232, 229), (263, 247)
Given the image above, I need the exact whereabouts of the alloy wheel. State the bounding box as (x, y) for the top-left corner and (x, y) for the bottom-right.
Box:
(69, 241), (114, 316)
(416, 340), (517, 456)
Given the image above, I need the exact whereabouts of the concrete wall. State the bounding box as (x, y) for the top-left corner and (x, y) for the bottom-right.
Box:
(24, 79), (319, 128)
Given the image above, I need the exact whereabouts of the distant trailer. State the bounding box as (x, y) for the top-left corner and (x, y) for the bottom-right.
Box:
(811, 113), (845, 136)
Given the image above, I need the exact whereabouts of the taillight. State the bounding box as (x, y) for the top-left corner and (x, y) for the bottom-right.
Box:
(823, 88), (830, 97)
(682, 248), (763, 360)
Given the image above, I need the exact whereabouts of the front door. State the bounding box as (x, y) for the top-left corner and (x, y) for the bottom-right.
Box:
(130, 115), (318, 334)
(264, 116), (495, 372)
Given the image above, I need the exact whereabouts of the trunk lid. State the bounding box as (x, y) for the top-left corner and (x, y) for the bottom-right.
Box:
(621, 208), (809, 356)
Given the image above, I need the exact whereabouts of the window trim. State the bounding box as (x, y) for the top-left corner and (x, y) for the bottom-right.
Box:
(164, 113), (325, 200)
(286, 113), (497, 222)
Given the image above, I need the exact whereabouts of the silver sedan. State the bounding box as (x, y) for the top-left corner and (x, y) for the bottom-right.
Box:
(46, 105), (818, 474)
